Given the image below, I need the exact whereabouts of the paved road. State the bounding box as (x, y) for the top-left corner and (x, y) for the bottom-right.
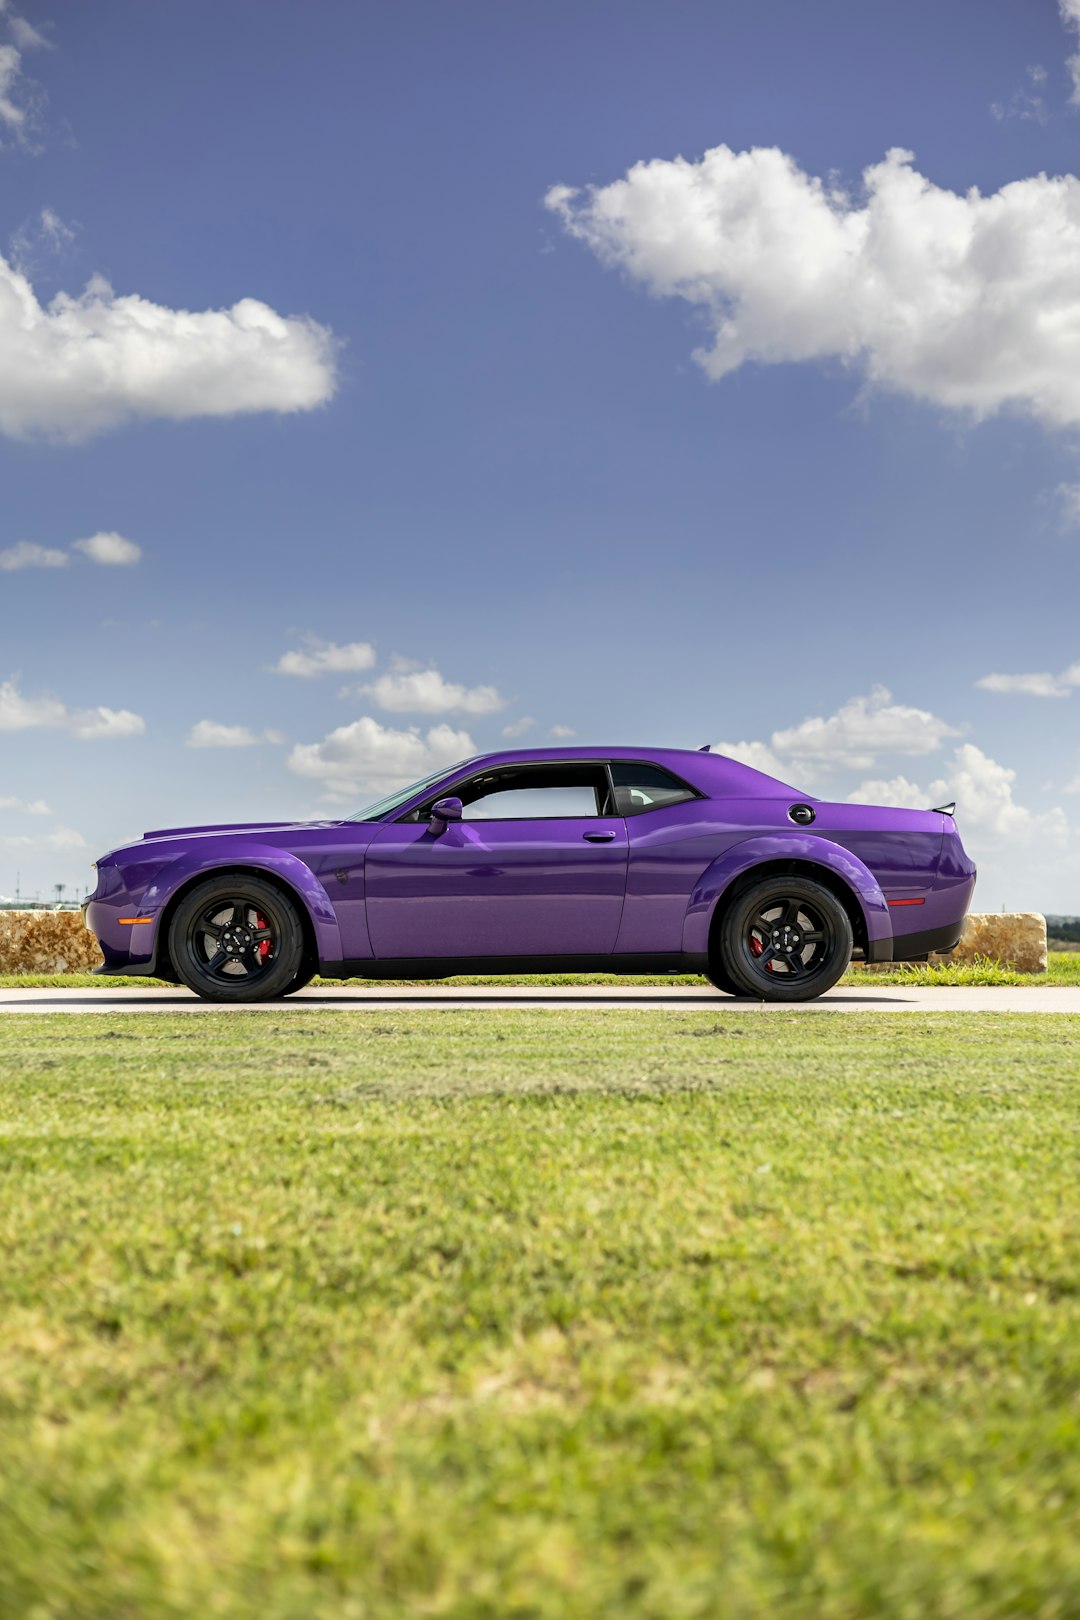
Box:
(1, 985), (1079, 1014)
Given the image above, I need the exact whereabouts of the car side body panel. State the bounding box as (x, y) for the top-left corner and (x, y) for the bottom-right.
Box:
(680, 832), (893, 960)
(84, 745), (977, 982)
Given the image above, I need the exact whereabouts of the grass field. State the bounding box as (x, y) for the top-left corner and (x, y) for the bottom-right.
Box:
(2, 950), (1079, 990)
(2, 1008), (1079, 1618)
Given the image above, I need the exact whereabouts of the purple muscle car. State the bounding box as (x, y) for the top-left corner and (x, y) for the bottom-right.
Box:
(84, 746), (976, 1002)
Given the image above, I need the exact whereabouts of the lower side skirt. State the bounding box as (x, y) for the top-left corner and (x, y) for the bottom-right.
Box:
(322, 953), (710, 980)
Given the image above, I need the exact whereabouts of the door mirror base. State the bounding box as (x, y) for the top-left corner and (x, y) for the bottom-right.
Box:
(429, 796), (463, 835)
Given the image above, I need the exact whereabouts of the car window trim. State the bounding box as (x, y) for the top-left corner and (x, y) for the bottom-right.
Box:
(603, 759), (705, 817)
(391, 758), (708, 824)
(399, 759), (616, 823)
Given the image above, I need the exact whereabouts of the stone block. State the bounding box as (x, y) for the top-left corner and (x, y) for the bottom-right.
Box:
(933, 912), (1047, 974)
(0, 910), (105, 974)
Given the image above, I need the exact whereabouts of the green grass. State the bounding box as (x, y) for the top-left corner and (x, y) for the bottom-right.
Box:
(2, 951), (1078, 989)
(2, 1009), (1079, 1618)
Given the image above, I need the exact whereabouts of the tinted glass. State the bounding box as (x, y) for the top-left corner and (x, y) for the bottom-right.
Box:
(609, 762), (698, 816)
(408, 762), (610, 821)
(464, 785), (599, 820)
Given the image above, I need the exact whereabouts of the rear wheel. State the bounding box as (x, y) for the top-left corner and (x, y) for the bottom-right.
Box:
(281, 965), (316, 997)
(714, 876), (853, 1002)
(168, 874), (306, 1002)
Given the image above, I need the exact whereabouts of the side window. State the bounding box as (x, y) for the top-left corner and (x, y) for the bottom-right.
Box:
(609, 762), (698, 817)
(464, 785), (599, 820)
(412, 763), (611, 821)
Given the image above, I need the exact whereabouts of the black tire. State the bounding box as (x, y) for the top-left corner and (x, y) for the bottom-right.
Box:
(714, 875), (853, 1003)
(704, 958), (745, 996)
(280, 965), (316, 997)
(168, 873), (306, 1002)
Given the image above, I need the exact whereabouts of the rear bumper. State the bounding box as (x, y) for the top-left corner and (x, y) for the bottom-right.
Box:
(870, 919), (967, 963)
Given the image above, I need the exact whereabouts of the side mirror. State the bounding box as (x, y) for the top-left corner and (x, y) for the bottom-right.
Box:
(430, 796), (463, 834)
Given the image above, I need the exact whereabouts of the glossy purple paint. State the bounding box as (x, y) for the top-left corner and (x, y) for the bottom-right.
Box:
(85, 745), (976, 981)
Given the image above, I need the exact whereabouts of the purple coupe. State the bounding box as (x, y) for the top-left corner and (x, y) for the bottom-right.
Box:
(84, 746), (976, 1002)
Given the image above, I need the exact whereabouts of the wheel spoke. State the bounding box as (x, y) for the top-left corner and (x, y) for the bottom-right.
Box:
(781, 898), (801, 927)
(784, 951), (803, 976)
(206, 948), (228, 975)
(752, 915), (775, 937)
(240, 948), (263, 975)
(201, 920), (224, 942)
(756, 945), (776, 968)
(232, 899), (249, 927)
(251, 927), (272, 944)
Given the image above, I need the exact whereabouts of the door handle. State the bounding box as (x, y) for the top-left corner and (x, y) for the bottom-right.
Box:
(583, 830), (617, 842)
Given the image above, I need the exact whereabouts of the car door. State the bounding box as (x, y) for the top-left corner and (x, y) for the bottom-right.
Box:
(364, 763), (629, 959)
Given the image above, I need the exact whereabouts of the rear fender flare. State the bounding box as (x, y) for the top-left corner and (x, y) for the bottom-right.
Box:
(681, 834), (891, 960)
(131, 845), (342, 972)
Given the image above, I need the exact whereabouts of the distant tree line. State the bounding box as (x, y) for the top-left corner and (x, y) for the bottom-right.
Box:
(1046, 916), (1080, 943)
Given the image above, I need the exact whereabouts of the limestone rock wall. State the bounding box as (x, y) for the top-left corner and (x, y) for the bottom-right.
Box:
(0, 911), (105, 974)
(934, 912), (1047, 974)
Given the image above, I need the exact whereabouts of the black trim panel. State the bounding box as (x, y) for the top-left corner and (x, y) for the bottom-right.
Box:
(321, 953), (710, 980)
(887, 921), (967, 962)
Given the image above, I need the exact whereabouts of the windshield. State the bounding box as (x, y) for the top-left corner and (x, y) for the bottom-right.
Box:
(345, 760), (474, 822)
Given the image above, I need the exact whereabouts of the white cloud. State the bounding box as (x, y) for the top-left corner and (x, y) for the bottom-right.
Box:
(72, 531), (141, 566)
(359, 666), (505, 715)
(0, 255), (337, 441)
(976, 663), (1080, 698)
(712, 688), (959, 784)
(7, 12), (46, 52)
(0, 42), (25, 131)
(547, 144), (1080, 431)
(549, 724), (577, 739)
(0, 793), (50, 814)
(0, 539), (66, 570)
(990, 65), (1048, 125)
(274, 639), (376, 678)
(770, 686), (959, 770)
(710, 739), (791, 780)
(42, 825), (85, 849)
(851, 745), (1069, 845)
(288, 716), (475, 796)
(502, 716), (536, 739)
(1058, 482), (1080, 528)
(187, 721), (259, 749)
(186, 720), (283, 748)
(0, 677), (66, 730)
(1, 826), (85, 852)
(846, 775), (933, 811)
(70, 706), (145, 741)
(1062, 0), (1080, 102)
(10, 207), (78, 276)
(0, 677), (144, 740)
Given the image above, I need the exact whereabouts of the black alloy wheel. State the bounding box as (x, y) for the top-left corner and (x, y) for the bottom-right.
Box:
(168, 873), (305, 1002)
(715, 875), (853, 1002)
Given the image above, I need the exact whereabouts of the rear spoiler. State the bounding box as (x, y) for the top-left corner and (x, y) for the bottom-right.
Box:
(931, 801), (956, 816)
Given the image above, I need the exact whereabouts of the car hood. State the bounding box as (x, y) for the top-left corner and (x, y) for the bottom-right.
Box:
(140, 820), (336, 841)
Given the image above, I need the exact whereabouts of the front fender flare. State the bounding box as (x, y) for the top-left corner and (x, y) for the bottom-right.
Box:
(129, 844), (343, 972)
(681, 834), (892, 961)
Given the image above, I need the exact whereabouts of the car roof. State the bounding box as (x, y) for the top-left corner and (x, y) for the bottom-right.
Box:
(457, 746), (803, 800)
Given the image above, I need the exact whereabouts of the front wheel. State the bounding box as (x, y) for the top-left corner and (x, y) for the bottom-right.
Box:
(168, 874), (306, 1002)
(713, 876), (853, 1002)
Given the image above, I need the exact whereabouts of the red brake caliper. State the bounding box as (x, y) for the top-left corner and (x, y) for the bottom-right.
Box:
(255, 913), (271, 961)
(749, 934), (774, 972)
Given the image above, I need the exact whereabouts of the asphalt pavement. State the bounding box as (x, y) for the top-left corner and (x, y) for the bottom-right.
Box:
(1, 985), (1078, 1014)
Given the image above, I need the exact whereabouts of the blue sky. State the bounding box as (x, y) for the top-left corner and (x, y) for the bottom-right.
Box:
(1, 0), (1079, 909)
